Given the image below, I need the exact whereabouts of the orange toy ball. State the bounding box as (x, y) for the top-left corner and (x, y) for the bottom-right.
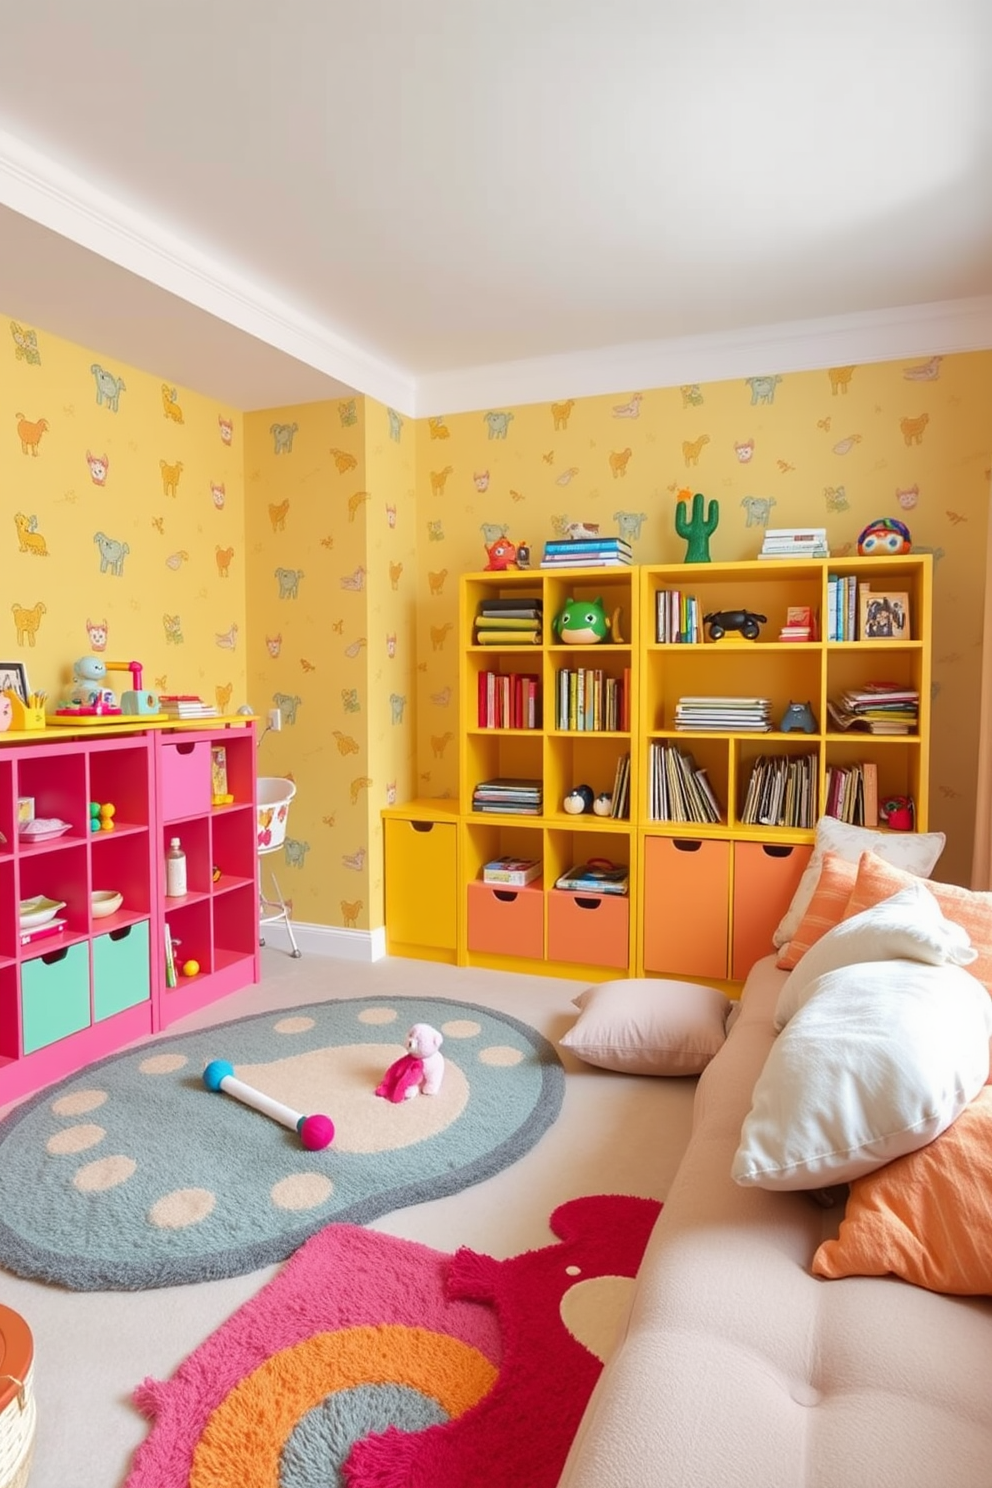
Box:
(100, 803), (116, 818)
(182, 959), (200, 977)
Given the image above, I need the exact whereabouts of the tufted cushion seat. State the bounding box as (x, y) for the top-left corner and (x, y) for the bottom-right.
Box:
(557, 954), (992, 1488)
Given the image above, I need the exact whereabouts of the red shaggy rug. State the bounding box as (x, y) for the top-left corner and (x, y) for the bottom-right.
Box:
(126, 1193), (661, 1488)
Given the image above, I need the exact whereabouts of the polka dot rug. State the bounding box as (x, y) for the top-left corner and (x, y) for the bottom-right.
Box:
(124, 1194), (661, 1488)
(0, 996), (564, 1290)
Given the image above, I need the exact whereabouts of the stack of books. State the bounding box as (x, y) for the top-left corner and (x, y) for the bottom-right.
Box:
(740, 753), (818, 828)
(482, 856), (542, 886)
(540, 536), (632, 568)
(471, 778), (543, 815)
(158, 694), (219, 718)
(673, 696), (772, 732)
(759, 527), (829, 560)
(555, 860), (629, 895)
(826, 683), (919, 735)
(648, 743), (722, 824)
(19, 916), (67, 948)
(778, 604), (816, 642)
(474, 597), (543, 646)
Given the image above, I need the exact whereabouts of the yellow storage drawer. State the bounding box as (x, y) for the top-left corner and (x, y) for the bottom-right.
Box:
(384, 817), (457, 953)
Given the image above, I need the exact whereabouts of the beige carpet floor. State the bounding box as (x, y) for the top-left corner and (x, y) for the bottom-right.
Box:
(0, 948), (698, 1488)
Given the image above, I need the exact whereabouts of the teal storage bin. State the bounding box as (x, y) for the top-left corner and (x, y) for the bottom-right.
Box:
(21, 941), (91, 1054)
(93, 921), (151, 1021)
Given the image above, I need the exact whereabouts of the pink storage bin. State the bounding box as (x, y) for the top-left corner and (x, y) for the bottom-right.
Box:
(160, 740), (212, 821)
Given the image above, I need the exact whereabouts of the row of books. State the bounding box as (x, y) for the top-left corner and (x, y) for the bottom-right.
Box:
(825, 760), (879, 827)
(673, 696), (772, 732)
(825, 574), (859, 641)
(471, 778), (543, 815)
(826, 683), (919, 735)
(759, 527), (829, 560)
(540, 536), (632, 569)
(554, 667), (630, 732)
(477, 670), (541, 729)
(739, 753), (818, 828)
(474, 596), (543, 646)
(608, 751), (632, 819)
(647, 743), (722, 825)
(655, 589), (702, 644)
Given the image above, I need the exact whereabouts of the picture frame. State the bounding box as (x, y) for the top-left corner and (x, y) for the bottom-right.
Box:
(0, 661), (29, 700)
(859, 590), (910, 640)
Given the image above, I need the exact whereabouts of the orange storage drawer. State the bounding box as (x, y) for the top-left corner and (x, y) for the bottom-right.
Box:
(467, 882), (544, 959)
(547, 890), (629, 969)
(731, 841), (812, 980)
(643, 836), (730, 979)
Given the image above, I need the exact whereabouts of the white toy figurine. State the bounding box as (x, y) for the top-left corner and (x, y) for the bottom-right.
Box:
(375, 1023), (445, 1102)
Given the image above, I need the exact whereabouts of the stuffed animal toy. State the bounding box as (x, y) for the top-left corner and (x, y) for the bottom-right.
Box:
(374, 1023), (445, 1102)
(879, 795), (915, 831)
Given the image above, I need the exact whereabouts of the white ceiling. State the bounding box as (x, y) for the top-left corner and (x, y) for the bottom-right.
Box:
(1, 0), (990, 416)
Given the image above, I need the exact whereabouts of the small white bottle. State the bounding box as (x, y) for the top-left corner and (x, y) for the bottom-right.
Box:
(165, 837), (187, 898)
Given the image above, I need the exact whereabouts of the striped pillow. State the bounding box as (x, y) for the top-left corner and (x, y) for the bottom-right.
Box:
(775, 851), (858, 970)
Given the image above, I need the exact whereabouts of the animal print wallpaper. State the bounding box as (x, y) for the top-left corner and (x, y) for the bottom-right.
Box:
(4, 305), (991, 923)
(411, 354), (992, 888)
(243, 397), (417, 933)
(2, 315), (247, 714)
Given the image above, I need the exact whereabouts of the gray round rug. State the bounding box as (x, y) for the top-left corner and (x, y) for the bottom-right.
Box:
(0, 995), (564, 1290)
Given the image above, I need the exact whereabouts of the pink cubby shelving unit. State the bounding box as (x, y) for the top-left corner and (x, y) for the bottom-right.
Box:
(0, 719), (260, 1106)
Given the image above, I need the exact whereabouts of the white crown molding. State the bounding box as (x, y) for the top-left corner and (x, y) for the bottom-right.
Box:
(3, 130), (990, 421)
(413, 296), (992, 416)
(0, 128), (416, 414)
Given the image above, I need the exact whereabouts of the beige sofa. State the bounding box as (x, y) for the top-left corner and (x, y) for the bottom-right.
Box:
(558, 954), (992, 1488)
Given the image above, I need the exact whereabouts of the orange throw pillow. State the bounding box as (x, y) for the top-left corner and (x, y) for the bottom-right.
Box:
(843, 852), (992, 995)
(775, 852), (859, 970)
(812, 1086), (992, 1294)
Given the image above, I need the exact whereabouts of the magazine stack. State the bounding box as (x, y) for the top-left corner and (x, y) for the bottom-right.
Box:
(673, 696), (772, 731)
(540, 536), (632, 569)
(758, 527), (829, 559)
(471, 778), (543, 815)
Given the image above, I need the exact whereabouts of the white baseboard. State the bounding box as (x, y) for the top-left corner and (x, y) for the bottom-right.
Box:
(261, 920), (387, 962)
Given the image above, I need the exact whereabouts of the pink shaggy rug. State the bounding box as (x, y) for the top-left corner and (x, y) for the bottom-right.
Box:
(126, 1193), (661, 1488)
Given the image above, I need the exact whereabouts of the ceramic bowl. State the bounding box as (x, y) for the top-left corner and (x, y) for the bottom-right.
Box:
(19, 895), (67, 929)
(91, 890), (124, 919)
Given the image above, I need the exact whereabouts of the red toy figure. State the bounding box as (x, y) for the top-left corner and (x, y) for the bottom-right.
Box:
(483, 537), (518, 571)
(880, 795), (914, 831)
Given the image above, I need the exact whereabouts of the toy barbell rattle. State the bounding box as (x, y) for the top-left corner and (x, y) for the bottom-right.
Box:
(202, 1059), (335, 1150)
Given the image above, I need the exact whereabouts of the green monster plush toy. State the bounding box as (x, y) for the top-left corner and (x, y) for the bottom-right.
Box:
(554, 597), (624, 644)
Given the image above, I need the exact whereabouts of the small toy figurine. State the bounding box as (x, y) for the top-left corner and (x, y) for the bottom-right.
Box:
(65, 655), (120, 712)
(880, 795), (915, 831)
(857, 517), (912, 556)
(563, 784), (595, 814)
(555, 597), (614, 644)
(593, 792), (613, 816)
(516, 542), (531, 569)
(375, 1023), (445, 1102)
(779, 701), (817, 733)
(675, 489), (720, 563)
(484, 537), (519, 571)
(703, 608), (766, 641)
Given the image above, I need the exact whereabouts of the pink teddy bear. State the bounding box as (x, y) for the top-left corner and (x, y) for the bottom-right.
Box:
(375, 1023), (445, 1103)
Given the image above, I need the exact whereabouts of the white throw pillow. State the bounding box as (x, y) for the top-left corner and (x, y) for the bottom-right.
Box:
(732, 960), (992, 1191)
(772, 816), (946, 949)
(774, 882), (978, 1030)
(561, 978), (731, 1075)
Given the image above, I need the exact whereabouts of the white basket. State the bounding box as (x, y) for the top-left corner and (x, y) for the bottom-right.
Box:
(0, 1365), (35, 1488)
(257, 778), (296, 852)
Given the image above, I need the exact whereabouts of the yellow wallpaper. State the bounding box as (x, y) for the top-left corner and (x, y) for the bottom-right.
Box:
(1, 313), (246, 711)
(412, 355), (992, 887)
(5, 303), (989, 915)
(243, 397), (417, 931)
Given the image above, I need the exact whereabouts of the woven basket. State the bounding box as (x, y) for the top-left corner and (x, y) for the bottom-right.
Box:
(0, 1363), (35, 1488)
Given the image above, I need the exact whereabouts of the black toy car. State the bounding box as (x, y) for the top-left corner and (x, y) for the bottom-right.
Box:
(703, 608), (767, 641)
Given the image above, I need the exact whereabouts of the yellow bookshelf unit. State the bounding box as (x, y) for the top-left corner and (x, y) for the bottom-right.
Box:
(382, 554), (933, 988)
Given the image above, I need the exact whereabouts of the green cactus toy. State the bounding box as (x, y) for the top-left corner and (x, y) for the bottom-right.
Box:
(675, 490), (719, 563)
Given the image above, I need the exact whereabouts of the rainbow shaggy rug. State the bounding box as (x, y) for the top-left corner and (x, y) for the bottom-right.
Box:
(0, 996), (564, 1290)
(125, 1194), (662, 1488)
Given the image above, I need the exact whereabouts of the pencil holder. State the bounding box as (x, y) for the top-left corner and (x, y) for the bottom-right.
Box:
(2, 691), (45, 731)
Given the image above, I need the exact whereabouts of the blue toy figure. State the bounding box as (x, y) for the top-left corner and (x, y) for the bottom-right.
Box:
(66, 655), (118, 711)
